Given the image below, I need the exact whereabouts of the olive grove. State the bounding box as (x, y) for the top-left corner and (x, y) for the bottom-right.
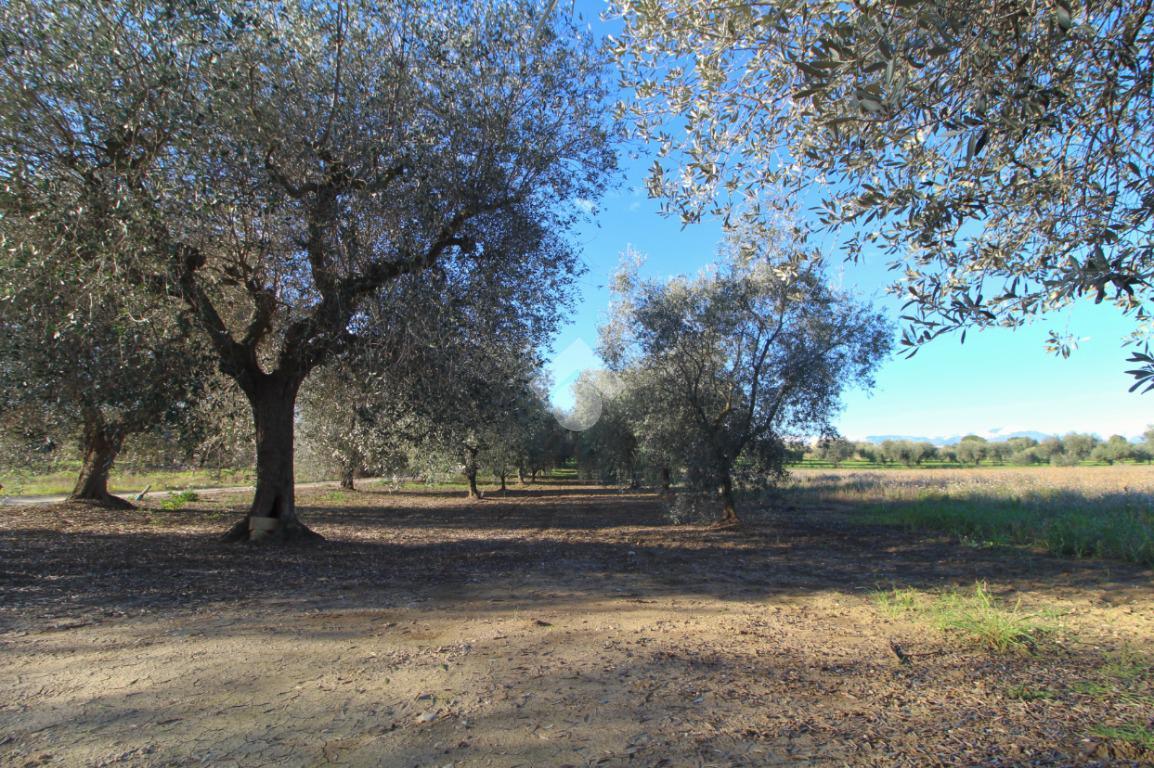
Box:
(0, 0), (613, 539)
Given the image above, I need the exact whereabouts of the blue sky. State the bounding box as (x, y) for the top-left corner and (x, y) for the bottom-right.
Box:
(547, 152), (1152, 441)
(546, 2), (1151, 440)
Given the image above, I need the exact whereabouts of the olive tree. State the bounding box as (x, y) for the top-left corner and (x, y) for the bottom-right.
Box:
(602, 239), (891, 523)
(1, 0), (613, 539)
(349, 210), (579, 499)
(815, 436), (856, 466)
(571, 370), (643, 486)
(610, 0), (1154, 372)
(0, 241), (211, 506)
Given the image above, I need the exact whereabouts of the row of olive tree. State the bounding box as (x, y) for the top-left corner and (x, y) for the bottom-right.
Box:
(296, 224), (579, 500)
(0, 0), (613, 539)
(814, 431), (1154, 466)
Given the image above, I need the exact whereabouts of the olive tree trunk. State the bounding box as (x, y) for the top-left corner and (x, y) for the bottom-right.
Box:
(223, 373), (322, 543)
(69, 415), (131, 508)
(718, 474), (739, 525)
(464, 445), (482, 500)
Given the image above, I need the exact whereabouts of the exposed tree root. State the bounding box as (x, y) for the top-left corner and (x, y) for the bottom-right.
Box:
(221, 517), (325, 544)
(66, 494), (135, 511)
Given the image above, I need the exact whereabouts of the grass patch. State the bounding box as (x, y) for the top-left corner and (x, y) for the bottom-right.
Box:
(159, 490), (200, 511)
(875, 582), (1051, 653)
(1073, 647), (1154, 704)
(1006, 684), (1057, 701)
(785, 467), (1154, 566)
(1091, 723), (1154, 751)
(2, 467), (256, 497)
(864, 498), (1154, 565)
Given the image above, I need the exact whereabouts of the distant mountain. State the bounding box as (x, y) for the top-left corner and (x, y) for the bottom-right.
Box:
(863, 434), (939, 444)
(862, 430), (1058, 446)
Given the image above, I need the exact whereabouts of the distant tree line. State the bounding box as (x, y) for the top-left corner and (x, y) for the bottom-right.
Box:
(810, 430), (1154, 468)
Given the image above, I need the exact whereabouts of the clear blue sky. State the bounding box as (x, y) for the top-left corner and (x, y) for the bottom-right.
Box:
(546, 2), (1151, 441)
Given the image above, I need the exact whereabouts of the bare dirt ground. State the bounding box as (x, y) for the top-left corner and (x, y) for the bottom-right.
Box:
(1, 482), (1152, 767)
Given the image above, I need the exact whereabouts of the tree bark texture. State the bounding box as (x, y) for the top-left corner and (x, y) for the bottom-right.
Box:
(464, 446), (482, 500)
(223, 373), (323, 543)
(718, 474), (739, 524)
(69, 416), (132, 508)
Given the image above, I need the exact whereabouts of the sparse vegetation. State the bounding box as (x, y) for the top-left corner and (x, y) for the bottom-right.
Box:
(790, 466), (1154, 566)
(875, 582), (1052, 653)
(159, 491), (200, 511)
(1005, 684), (1057, 701)
(1091, 723), (1154, 751)
(0, 467), (256, 498)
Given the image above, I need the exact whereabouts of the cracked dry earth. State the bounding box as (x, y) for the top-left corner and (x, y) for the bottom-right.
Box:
(1, 482), (1153, 767)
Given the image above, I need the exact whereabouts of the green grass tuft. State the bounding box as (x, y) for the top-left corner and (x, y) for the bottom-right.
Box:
(159, 490), (200, 511)
(1005, 684), (1056, 701)
(874, 582), (1051, 653)
(1091, 723), (1154, 750)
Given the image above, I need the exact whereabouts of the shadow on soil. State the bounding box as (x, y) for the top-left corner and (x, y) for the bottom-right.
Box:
(0, 484), (1151, 629)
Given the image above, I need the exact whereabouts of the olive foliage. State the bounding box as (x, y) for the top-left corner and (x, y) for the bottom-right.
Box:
(610, 0), (1154, 366)
(1, 0), (613, 536)
(601, 239), (891, 521)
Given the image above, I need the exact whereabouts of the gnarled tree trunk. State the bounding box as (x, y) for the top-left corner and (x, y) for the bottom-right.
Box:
(340, 465), (356, 491)
(223, 373), (322, 543)
(70, 414), (131, 508)
(659, 466), (672, 493)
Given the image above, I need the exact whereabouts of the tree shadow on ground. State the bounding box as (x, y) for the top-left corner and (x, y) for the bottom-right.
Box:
(1, 484), (1150, 631)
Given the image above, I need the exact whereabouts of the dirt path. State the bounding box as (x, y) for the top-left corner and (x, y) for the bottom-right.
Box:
(1, 483), (1152, 767)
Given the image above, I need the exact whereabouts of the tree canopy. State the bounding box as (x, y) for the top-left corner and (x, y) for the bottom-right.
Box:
(0, 0), (614, 537)
(610, 0), (1154, 365)
(602, 237), (891, 521)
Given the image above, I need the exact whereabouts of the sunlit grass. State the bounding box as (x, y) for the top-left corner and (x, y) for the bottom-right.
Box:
(159, 490), (200, 511)
(875, 582), (1053, 653)
(1090, 723), (1154, 751)
(787, 466), (1154, 566)
(1, 466), (257, 497)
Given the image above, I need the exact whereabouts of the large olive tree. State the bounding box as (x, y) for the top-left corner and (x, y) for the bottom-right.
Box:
(1, 0), (613, 539)
(602, 240), (891, 523)
(610, 0), (1154, 373)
